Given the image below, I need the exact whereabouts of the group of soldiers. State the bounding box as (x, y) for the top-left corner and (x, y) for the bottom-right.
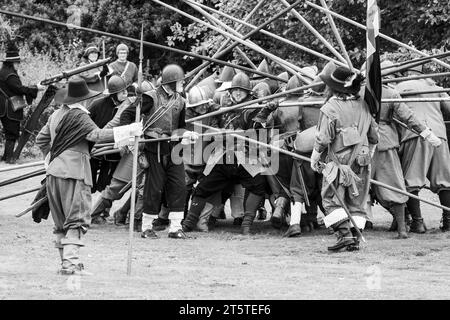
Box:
(1, 40), (450, 275)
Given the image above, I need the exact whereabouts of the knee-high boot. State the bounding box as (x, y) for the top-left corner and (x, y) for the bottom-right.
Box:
(182, 196), (207, 232)
(439, 190), (450, 231)
(407, 190), (426, 233)
(241, 192), (263, 235)
(390, 204), (408, 239)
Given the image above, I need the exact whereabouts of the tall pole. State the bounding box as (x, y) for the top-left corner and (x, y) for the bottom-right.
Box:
(304, 1), (450, 70)
(186, 0), (346, 68)
(152, 0), (311, 83)
(127, 23), (144, 276)
(279, 0), (347, 64)
(318, 0), (354, 71)
(0, 9), (280, 82)
(102, 37), (107, 92)
(185, 0), (266, 90)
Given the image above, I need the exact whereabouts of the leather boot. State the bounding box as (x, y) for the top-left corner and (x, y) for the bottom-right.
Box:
(407, 192), (426, 233)
(59, 229), (89, 275)
(438, 190), (450, 232)
(114, 197), (130, 225)
(241, 211), (256, 235)
(2, 139), (15, 163)
(328, 219), (355, 252)
(196, 202), (214, 232)
(182, 197), (206, 232)
(270, 197), (289, 229)
(391, 204), (408, 239)
(346, 228), (361, 251)
(91, 197), (112, 220)
(283, 224), (301, 237)
(134, 218), (142, 232)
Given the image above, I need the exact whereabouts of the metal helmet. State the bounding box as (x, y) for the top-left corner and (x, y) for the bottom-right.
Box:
(252, 59), (271, 79)
(277, 71), (289, 83)
(228, 73), (252, 92)
(186, 85), (213, 108)
(252, 81), (271, 98)
(300, 66), (318, 82)
(215, 66), (236, 83)
(107, 75), (127, 95)
(285, 75), (302, 94)
(161, 64), (184, 84)
(140, 80), (155, 93)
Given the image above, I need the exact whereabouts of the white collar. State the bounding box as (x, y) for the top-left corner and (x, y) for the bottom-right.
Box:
(67, 103), (90, 114)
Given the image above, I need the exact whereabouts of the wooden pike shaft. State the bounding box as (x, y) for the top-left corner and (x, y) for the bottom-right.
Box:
(196, 122), (450, 213)
(305, 1), (450, 70)
(319, 0), (354, 70)
(0, 168), (46, 187)
(188, 0), (346, 68)
(280, 0), (346, 64)
(241, 97), (450, 109)
(0, 10), (278, 82)
(383, 72), (450, 84)
(0, 186), (41, 202)
(185, 0), (266, 88)
(184, 0), (304, 79)
(382, 51), (450, 71)
(0, 160), (44, 173)
(153, 0), (308, 82)
(400, 88), (450, 96)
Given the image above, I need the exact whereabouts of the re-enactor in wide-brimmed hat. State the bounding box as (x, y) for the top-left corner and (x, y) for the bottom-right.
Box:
(35, 76), (142, 275)
(311, 66), (379, 252)
(0, 41), (45, 163)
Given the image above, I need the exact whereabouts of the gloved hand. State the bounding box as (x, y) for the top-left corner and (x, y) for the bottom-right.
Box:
(420, 127), (442, 147)
(181, 131), (200, 145)
(128, 121), (143, 137)
(310, 149), (322, 172)
(99, 64), (109, 78)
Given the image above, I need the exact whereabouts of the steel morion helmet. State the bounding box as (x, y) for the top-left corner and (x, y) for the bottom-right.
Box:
(186, 85), (213, 108)
(228, 73), (252, 92)
(107, 75), (127, 95)
(161, 64), (184, 85)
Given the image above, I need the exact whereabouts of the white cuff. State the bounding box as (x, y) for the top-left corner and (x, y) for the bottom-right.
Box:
(323, 208), (348, 228)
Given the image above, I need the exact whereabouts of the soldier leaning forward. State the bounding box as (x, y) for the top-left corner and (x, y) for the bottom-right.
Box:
(182, 72), (268, 235)
(35, 77), (141, 275)
(367, 61), (441, 238)
(394, 69), (450, 233)
(0, 41), (43, 163)
(310, 66), (378, 252)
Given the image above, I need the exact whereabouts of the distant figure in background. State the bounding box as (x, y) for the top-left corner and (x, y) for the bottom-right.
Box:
(79, 43), (108, 93)
(0, 41), (44, 163)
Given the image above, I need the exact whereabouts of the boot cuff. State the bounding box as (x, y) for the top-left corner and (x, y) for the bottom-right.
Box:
(323, 208), (348, 228)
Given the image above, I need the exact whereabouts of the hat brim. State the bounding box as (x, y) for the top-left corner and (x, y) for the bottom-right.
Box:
(319, 74), (359, 95)
(216, 81), (232, 92)
(60, 88), (102, 105)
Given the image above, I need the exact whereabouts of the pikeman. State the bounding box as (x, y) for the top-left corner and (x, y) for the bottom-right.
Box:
(212, 65), (236, 105)
(182, 72), (268, 235)
(35, 77), (142, 275)
(183, 85), (221, 231)
(137, 64), (199, 239)
(0, 41), (45, 163)
(78, 43), (109, 93)
(310, 66), (378, 252)
(88, 75), (131, 205)
(363, 61), (441, 238)
(394, 65), (450, 232)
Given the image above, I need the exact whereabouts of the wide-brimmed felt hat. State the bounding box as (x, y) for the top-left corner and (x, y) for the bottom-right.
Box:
(319, 66), (363, 95)
(60, 76), (101, 105)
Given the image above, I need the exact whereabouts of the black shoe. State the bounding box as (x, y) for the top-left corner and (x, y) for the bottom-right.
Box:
(410, 218), (426, 234)
(91, 216), (107, 225)
(152, 217), (170, 231)
(233, 217), (243, 226)
(365, 221), (373, 230)
(168, 229), (189, 239)
(270, 215), (282, 229)
(113, 210), (127, 226)
(141, 229), (158, 239)
(283, 224), (301, 237)
(256, 207), (267, 220)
